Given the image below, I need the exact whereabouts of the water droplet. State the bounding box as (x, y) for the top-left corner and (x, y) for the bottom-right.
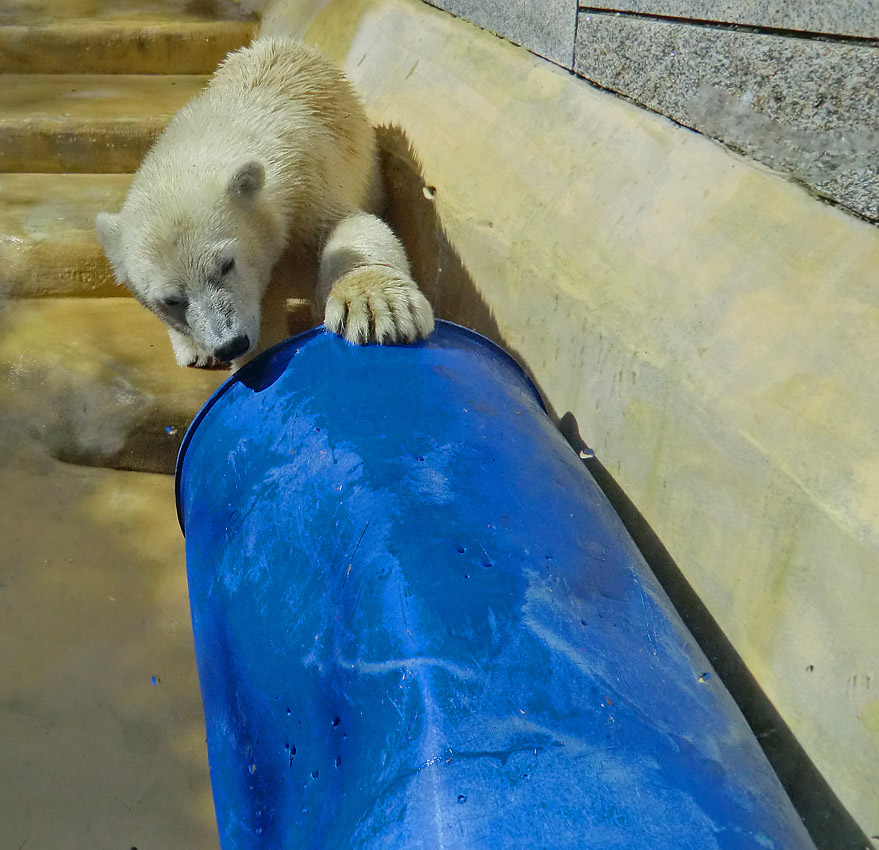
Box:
(249, 764), (256, 774)
(335, 756), (342, 768)
(332, 716), (340, 727)
(456, 546), (465, 554)
(457, 794), (467, 804)
(698, 672), (711, 683)
(311, 769), (319, 779)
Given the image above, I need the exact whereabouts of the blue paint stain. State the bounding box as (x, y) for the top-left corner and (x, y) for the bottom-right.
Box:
(176, 322), (815, 850)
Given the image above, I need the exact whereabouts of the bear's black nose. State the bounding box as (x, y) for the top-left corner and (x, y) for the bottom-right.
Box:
(216, 335), (250, 362)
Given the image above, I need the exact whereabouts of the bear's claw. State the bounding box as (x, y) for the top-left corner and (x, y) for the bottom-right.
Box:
(325, 267), (434, 345)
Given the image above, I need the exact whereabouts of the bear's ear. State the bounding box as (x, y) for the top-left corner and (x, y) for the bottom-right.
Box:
(227, 161), (265, 201)
(96, 211), (129, 284)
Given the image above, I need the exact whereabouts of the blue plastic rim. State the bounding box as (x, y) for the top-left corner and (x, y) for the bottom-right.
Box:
(175, 321), (815, 850)
(175, 322), (543, 532)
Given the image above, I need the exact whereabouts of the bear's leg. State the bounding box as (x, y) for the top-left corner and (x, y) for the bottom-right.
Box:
(319, 213), (434, 345)
(167, 327), (219, 369)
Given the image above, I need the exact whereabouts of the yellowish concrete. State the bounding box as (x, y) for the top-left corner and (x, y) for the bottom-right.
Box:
(0, 20), (256, 74)
(266, 0), (879, 840)
(0, 438), (219, 850)
(0, 2), (249, 845)
(0, 298), (226, 473)
(0, 74), (208, 172)
(0, 173), (132, 297)
(0, 0), (254, 25)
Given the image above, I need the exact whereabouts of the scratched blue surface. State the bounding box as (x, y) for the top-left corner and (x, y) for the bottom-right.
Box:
(176, 321), (814, 850)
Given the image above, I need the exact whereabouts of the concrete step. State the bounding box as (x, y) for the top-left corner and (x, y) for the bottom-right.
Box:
(0, 297), (227, 474)
(0, 19), (253, 75)
(0, 0), (253, 24)
(0, 74), (207, 172)
(0, 0), (254, 74)
(1, 173), (132, 297)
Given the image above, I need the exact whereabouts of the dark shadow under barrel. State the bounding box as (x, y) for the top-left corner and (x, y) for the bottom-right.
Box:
(175, 321), (815, 850)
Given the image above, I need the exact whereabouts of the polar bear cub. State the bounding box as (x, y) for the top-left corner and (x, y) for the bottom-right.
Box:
(96, 37), (433, 368)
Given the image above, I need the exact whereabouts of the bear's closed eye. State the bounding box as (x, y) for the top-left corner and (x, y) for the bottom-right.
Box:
(160, 295), (188, 310)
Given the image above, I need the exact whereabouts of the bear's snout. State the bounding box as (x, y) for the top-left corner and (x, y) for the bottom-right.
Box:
(214, 335), (251, 362)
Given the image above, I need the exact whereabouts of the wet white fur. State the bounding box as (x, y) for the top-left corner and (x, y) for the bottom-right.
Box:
(96, 37), (433, 368)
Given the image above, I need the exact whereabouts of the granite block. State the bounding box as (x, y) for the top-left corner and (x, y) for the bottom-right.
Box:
(575, 12), (879, 219)
(577, 1), (879, 38)
(423, 0), (578, 67)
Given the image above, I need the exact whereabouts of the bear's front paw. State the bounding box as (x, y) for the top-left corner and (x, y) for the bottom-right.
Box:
(168, 328), (224, 369)
(324, 267), (434, 345)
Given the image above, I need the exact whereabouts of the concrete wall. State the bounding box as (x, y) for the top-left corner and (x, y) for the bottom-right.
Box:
(259, 1), (879, 846)
(422, 0), (879, 222)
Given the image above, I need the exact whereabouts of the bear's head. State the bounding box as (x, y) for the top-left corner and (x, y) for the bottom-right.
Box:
(97, 160), (283, 365)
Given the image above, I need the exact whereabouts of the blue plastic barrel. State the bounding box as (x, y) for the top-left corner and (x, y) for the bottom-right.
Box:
(176, 321), (814, 850)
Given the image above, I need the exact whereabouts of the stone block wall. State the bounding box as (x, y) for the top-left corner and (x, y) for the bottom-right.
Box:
(423, 0), (879, 221)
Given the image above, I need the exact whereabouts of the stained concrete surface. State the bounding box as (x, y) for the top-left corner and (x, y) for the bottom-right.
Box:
(0, 173), (131, 297)
(0, 436), (220, 850)
(0, 298), (226, 473)
(0, 0), (257, 74)
(0, 21), (256, 75)
(0, 74), (209, 173)
(0, 2), (248, 846)
(0, 0), (255, 25)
